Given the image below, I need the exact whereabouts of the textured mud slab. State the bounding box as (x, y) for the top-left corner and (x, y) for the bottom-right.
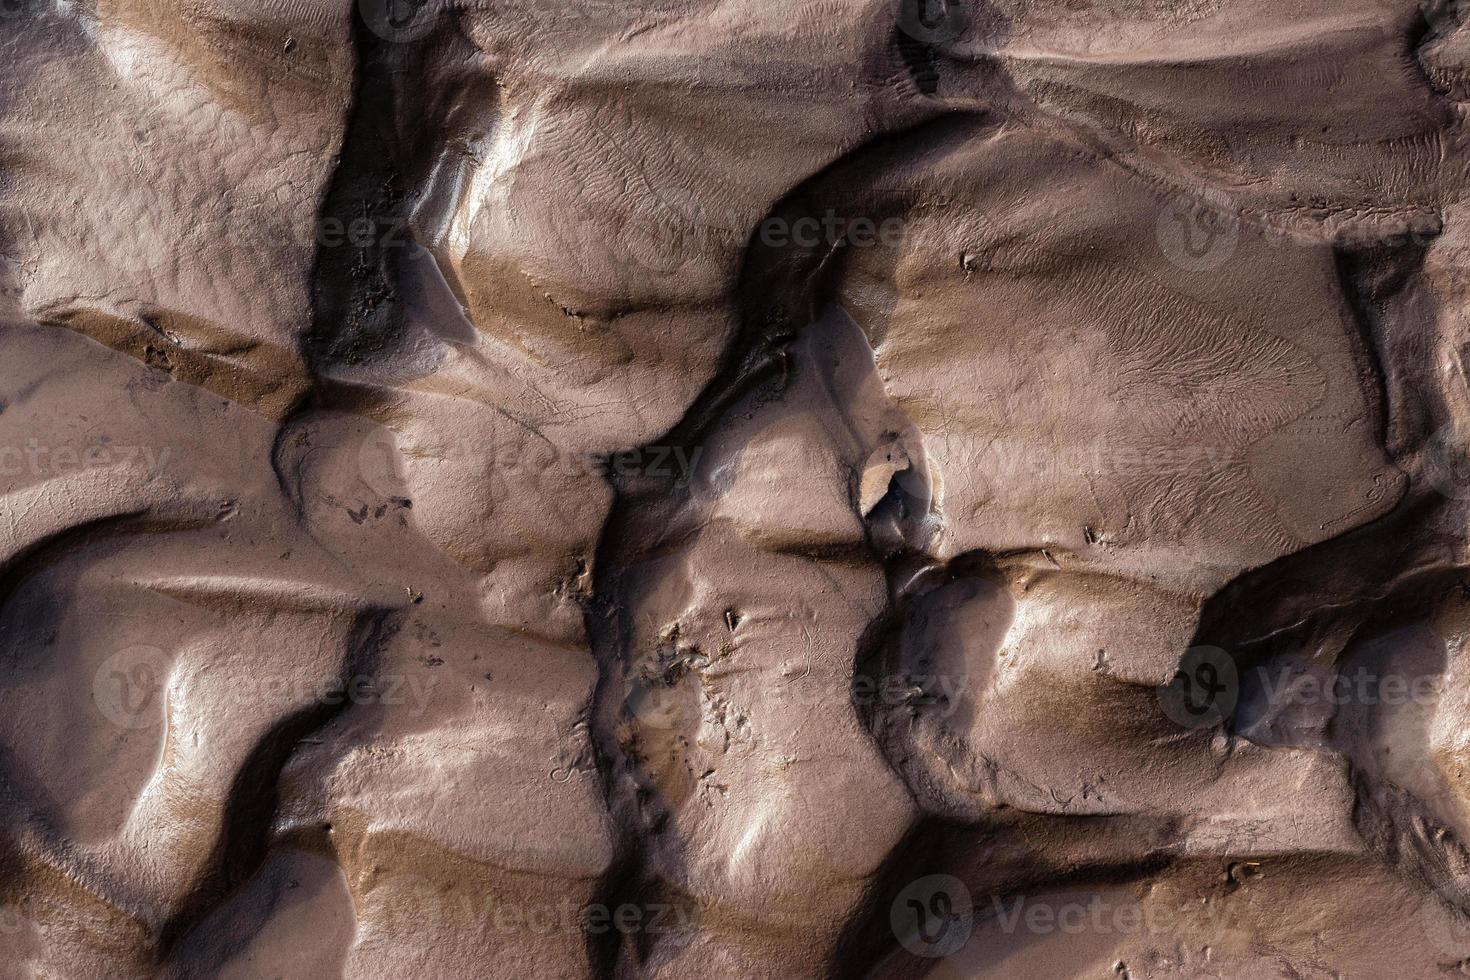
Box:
(2, 0), (1470, 977)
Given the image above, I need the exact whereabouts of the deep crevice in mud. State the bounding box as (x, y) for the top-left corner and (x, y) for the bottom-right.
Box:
(306, 7), (439, 371)
(576, 130), (1013, 973)
(1187, 235), (1442, 686)
(596, 116), (1023, 974)
(579, 113), (1000, 974)
(1333, 239), (1436, 456)
(1176, 235), (1470, 914)
(155, 610), (398, 959)
(839, 152), (1456, 966)
(893, 27), (941, 96)
(279, 1), (494, 511)
(1188, 530), (1470, 912)
(841, 818), (1181, 980)
(159, 3), (470, 962)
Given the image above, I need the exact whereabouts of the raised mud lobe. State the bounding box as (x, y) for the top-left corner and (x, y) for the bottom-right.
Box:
(7, 0), (1470, 978)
